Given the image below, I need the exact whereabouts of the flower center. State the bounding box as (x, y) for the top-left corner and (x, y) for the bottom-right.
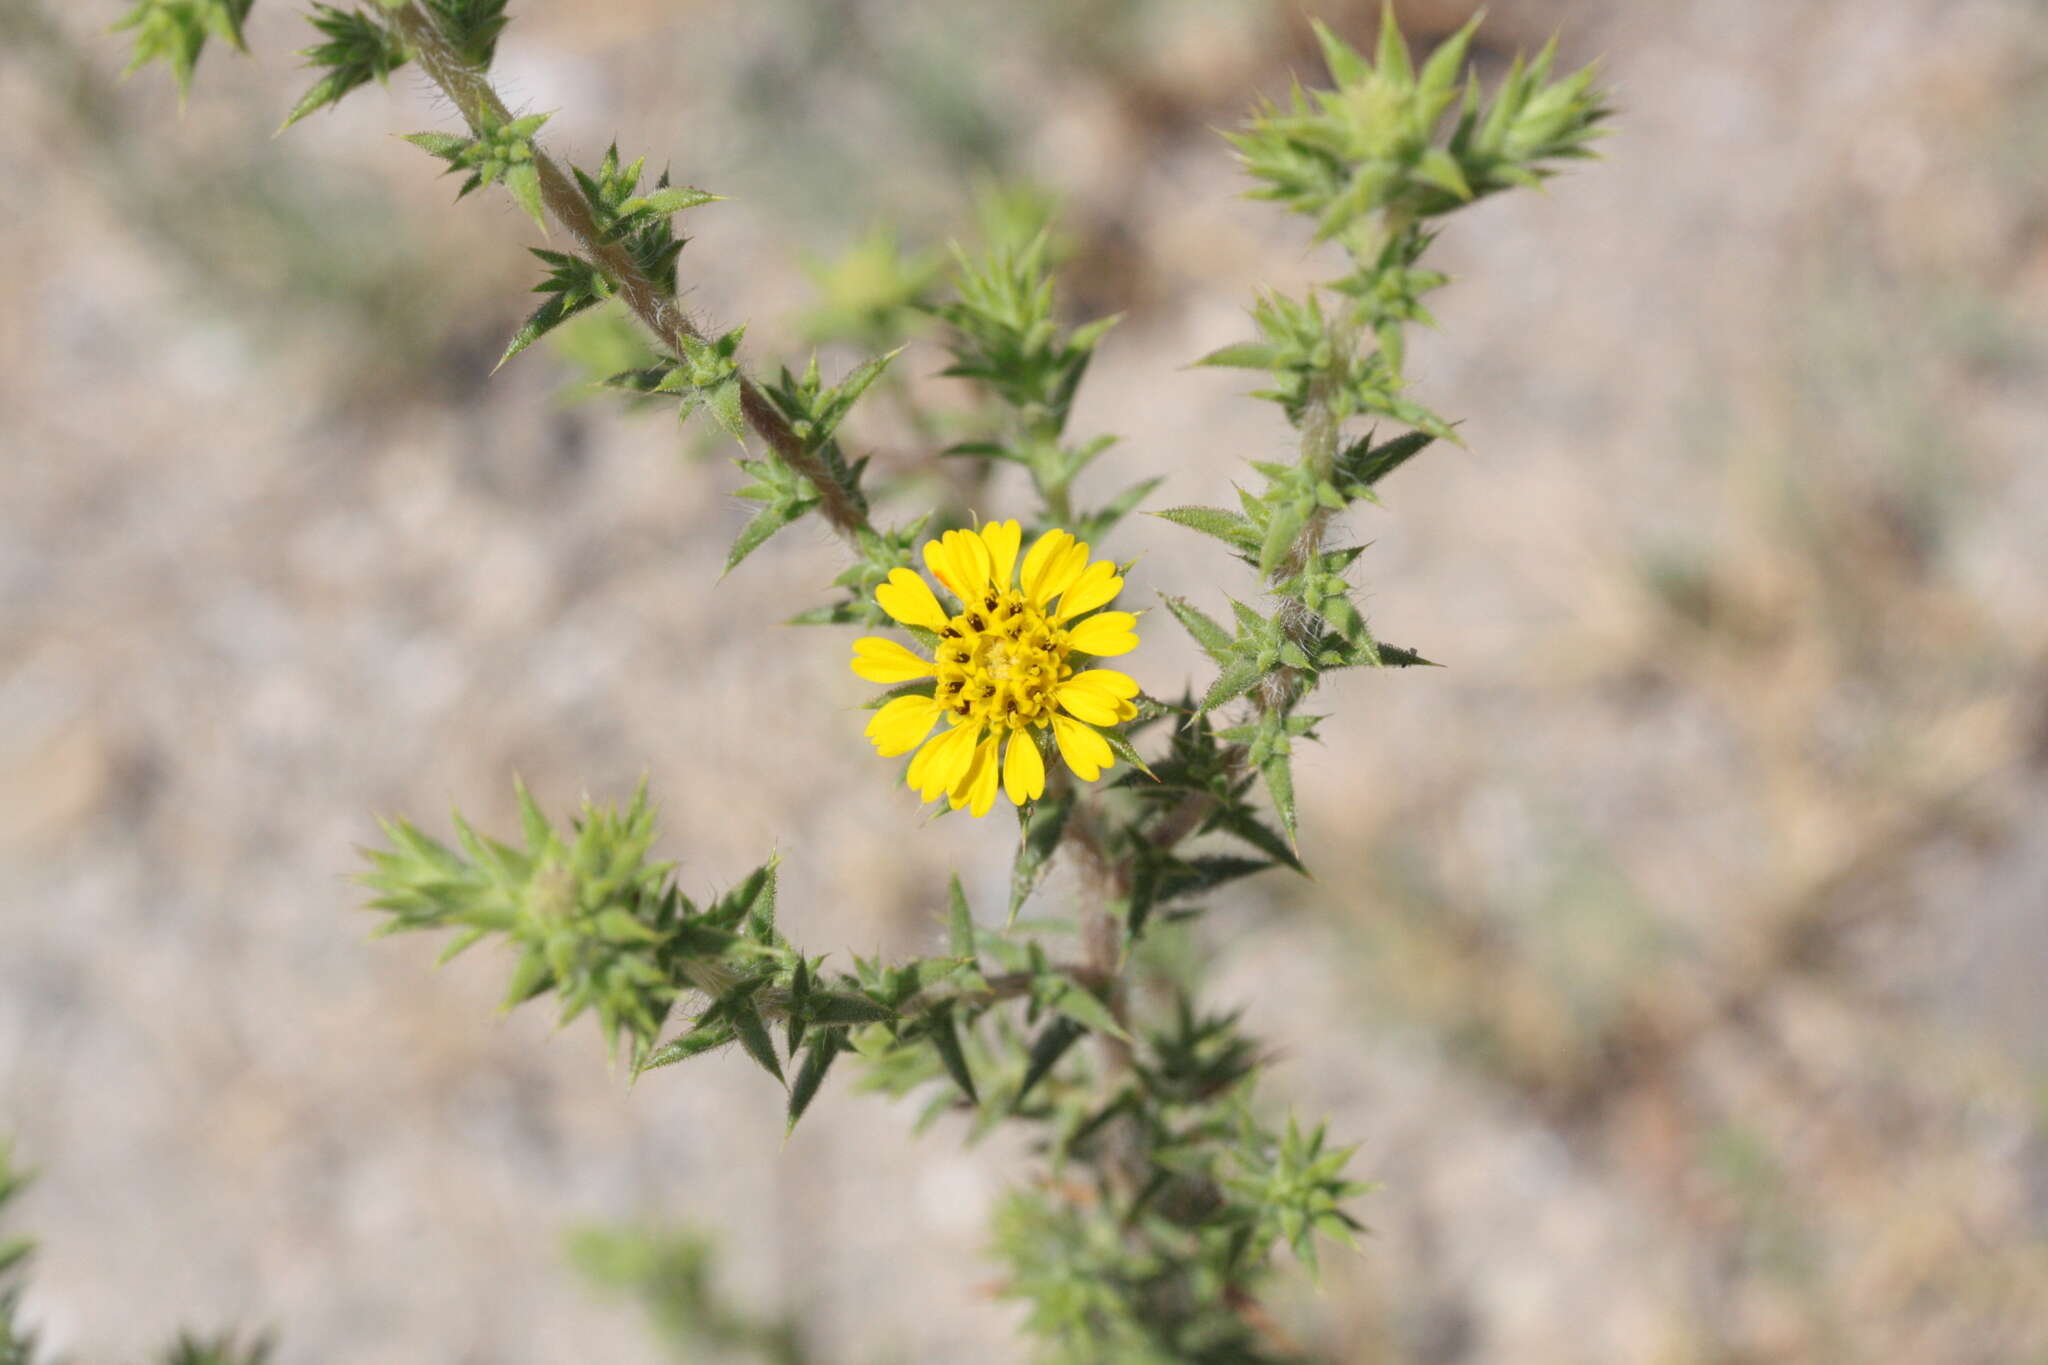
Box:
(934, 589), (1070, 730)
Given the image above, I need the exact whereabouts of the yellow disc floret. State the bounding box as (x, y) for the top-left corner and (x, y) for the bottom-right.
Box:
(851, 520), (1141, 816)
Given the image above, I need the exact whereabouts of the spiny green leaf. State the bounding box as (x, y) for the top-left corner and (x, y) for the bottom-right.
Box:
(808, 992), (895, 1026)
(1008, 786), (1073, 922)
(1015, 1017), (1084, 1108)
(1260, 748), (1298, 845)
(926, 1005), (978, 1106)
(1098, 726), (1155, 782)
(1051, 983), (1130, 1042)
(1154, 505), (1260, 555)
(1161, 594), (1234, 663)
(947, 874), (976, 960)
(1201, 657), (1266, 713)
(636, 1020), (735, 1074)
(730, 1001), (784, 1085)
(619, 185), (722, 217)
(1195, 341), (1276, 370)
(785, 1031), (843, 1134)
(724, 492), (817, 575)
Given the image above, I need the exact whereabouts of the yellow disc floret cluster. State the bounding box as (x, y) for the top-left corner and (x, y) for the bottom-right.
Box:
(850, 520), (1141, 817)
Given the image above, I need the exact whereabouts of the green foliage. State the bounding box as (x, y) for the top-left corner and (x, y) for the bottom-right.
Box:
(282, 5), (409, 130)
(114, 0), (253, 97)
(160, 1332), (275, 1365)
(800, 224), (942, 349)
(989, 1005), (1368, 1365)
(361, 781), (818, 1072)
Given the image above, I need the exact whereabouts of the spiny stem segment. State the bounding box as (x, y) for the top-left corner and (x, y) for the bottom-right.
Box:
(386, 3), (873, 540)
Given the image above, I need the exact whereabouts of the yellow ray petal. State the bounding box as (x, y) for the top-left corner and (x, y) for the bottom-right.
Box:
(951, 734), (1002, 816)
(1070, 668), (1139, 698)
(1051, 714), (1113, 782)
(1055, 679), (1123, 726)
(927, 529), (994, 603)
(1004, 727), (1045, 805)
(875, 568), (949, 631)
(851, 636), (935, 683)
(1019, 529), (1073, 605)
(979, 519), (1022, 592)
(1027, 540), (1089, 607)
(920, 537), (962, 601)
(1053, 559), (1122, 621)
(864, 695), (943, 756)
(1064, 611), (1139, 658)
(910, 720), (980, 801)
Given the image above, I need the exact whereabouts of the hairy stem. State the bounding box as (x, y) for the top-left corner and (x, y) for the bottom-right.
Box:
(388, 4), (872, 539)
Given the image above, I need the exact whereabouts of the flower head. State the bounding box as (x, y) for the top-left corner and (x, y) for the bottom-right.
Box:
(850, 521), (1141, 817)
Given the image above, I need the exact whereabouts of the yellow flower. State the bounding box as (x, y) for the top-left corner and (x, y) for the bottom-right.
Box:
(850, 521), (1141, 817)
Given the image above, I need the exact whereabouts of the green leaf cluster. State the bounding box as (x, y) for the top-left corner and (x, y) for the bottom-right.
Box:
(1231, 12), (1606, 240)
(420, 0), (510, 68)
(114, 0), (253, 97)
(404, 108), (555, 232)
(1161, 10), (1603, 852)
(409, 138), (720, 373)
(1198, 291), (1449, 439)
(987, 1002), (1368, 1365)
(362, 781), (789, 1071)
(282, 5), (409, 129)
(934, 233), (1142, 525)
(720, 351), (896, 571)
(358, 782), (920, 1132)
(500, 249), (612, 369)
(574, 144), (714, 287)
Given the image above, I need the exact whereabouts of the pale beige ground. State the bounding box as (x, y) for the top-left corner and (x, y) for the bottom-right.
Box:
(2, 0), (2045, 1361)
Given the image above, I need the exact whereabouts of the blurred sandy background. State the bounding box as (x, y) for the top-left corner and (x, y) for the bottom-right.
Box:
(3, 0), (2046, 1360)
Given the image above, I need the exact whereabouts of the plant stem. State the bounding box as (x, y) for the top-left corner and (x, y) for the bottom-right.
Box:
(388, 4), (873, 540)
